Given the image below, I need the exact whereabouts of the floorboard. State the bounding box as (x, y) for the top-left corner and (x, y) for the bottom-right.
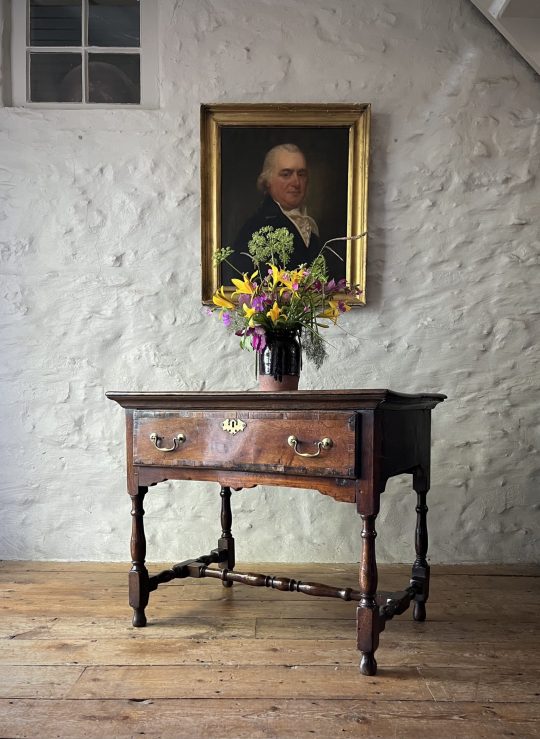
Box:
(0, 562), (538, 738)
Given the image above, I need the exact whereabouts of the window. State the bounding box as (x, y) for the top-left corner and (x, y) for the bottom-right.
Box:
(11, 0), (159, 107)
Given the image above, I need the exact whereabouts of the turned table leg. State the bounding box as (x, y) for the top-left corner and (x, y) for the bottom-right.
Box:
(411, 468), (430, 622)
(129, 486), (149, 627)
(357, 513), (380, 675)
(218, 485), (235, 588)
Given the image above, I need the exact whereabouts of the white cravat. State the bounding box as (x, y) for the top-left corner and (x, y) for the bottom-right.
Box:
(278, 204), (319, 247)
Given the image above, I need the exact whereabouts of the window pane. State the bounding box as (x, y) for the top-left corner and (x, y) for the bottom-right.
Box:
(29, 52), (82, 102)
(88, 53), (140, 103)
(88, 0), (140, 47)
(30, 0), (82, 47)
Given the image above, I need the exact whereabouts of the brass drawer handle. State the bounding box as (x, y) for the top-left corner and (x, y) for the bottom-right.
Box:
(149, 432), (186, 452)
(288, 435), (333, 458)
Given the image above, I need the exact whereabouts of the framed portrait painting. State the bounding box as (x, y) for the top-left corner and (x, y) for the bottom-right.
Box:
(200, 103), (370, 304)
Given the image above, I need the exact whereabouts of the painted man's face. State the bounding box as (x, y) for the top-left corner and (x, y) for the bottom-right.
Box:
(268, 150), (308, 210)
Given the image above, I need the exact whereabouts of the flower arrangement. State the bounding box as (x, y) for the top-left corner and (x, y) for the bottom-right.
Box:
(210, 226), (363, 369)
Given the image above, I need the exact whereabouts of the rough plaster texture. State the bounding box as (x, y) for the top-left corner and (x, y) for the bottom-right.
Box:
(0, 0), (538, 564)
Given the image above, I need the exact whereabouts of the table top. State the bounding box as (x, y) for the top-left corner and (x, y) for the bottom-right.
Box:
(106, 389), (446, 411)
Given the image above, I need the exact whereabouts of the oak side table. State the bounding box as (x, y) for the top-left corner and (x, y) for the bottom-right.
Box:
(107, 389), (445, 676)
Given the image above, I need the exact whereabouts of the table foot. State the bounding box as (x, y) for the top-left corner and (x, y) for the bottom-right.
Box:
(132, 608), (147, 627)
(411, 471), (430, 623)
(357, 512), (380, 676)
(360, 652), (377, 676)
(129, 487), (150, 628)
(218, 486), (235, 586)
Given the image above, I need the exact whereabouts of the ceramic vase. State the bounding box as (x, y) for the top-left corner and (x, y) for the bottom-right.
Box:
(258, 328), (301, 391)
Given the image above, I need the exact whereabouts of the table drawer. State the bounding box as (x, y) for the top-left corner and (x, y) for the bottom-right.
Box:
(133, 410), (357, 478)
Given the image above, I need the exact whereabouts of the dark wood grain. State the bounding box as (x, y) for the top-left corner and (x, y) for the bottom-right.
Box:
(136, 465), (358, 502)
(107, 389), (446, 411)
(133, 410), (356, 477)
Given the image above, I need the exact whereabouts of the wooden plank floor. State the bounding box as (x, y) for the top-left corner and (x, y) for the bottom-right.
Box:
(0, 561), (539, 738)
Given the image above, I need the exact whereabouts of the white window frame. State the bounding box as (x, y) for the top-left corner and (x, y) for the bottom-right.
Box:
(11, 0), (159, 108)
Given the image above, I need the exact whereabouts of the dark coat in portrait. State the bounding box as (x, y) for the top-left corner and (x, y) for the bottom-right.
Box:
(221, 196), (321, 283)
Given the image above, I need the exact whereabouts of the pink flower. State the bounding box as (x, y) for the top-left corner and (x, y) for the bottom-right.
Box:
(249, 327), (267, 352)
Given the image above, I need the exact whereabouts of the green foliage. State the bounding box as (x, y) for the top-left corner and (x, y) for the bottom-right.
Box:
(247, 226), (295, 268)
(302, 329), (328, 370)
(212, 246), (234, 267)
(310, 253), (328, 283)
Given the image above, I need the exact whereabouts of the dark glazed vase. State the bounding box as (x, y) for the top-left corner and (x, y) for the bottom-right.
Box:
(258, 328), (302, 391)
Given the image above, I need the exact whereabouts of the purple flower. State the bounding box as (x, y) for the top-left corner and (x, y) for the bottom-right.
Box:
(337, 301), (348, 313)
(222, 311), (232, 326)
(237, 294), (250, 306)
(251, 295), (266, 312)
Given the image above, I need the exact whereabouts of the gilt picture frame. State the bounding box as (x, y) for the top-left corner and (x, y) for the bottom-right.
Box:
(200, 103), (370, 304)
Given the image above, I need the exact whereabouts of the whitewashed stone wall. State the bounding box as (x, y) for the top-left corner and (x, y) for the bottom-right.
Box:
(0, 0), (538, 563)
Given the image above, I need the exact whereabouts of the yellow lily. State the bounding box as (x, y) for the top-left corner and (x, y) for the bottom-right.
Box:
(269, 264), (285, 288)
(279, 269), (304, 296)
(212, 286), (235, 311)
(242, 303), (257, 327)
(266, 301), (282, 325)
(318, 300), (340, 323)
(231, 271), (258, 297)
